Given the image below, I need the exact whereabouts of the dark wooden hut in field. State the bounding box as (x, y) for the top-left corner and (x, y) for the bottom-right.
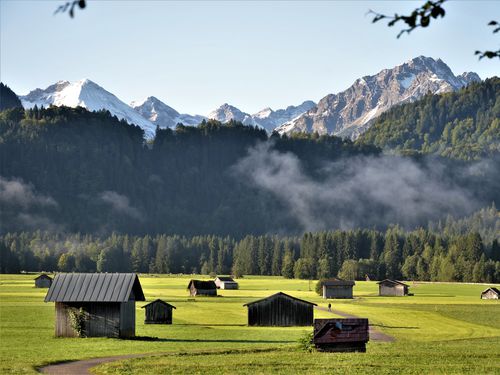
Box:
(187, 280), (217, 297)
(214, 276), (238, 290)
(44, 273), (145, 338)
(243, 292), (316, 326)
(142, 299), (176, 324)
(34, 274), (52, 288)
(481, 287), (500, 300)
(378, 279), (410, 296)
(322, 279), (355, 299)
(313, 318), (369, 352)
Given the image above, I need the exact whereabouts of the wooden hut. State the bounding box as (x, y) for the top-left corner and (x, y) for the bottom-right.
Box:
(243, 292), (316, 326)
(214, 276), (238, 290)
(313, 318), (369, 352)
(322, 279), (355, 299)
(378, 279), (410, 296)
(187, 280), (217, 297)
(142, 299), (176, 324)
(44, 273), (145, 338)
(481, 287), (500, 300)
(34, 274), (52, 288)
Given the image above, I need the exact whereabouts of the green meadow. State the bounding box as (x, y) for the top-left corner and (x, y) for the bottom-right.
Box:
(0, 274), (499, 374)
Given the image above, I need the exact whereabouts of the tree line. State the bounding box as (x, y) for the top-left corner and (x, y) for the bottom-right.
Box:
(1, 205), (499, 282)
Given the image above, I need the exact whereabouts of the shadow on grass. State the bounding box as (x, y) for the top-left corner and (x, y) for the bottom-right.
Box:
(371, 324), (419, 329)
(174, 323), (246, 327)
(124, 336), (294, 344)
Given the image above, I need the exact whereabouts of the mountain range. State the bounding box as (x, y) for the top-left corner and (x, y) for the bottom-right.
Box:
(17, 56), (481, 139)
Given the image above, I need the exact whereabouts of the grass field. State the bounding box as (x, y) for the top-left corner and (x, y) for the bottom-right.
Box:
(0, 274), (499, 374)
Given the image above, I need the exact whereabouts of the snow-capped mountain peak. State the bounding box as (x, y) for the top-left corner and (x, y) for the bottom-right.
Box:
(275, 56), (481, 139)
(21, 79), (158, 138)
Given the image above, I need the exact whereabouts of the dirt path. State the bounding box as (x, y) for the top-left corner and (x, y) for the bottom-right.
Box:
(314, 306), (395, 342)
(39, 353), (154, 375)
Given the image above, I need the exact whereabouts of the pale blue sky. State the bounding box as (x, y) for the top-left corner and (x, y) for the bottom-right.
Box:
(1, 0), (498, 115)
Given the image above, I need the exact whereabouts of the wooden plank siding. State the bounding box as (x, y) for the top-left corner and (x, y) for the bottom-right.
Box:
(246, 293), (315, 326)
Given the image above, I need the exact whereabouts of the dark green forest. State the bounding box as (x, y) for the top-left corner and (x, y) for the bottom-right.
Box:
(0, 78), (499, 280)
(357, 77), (500, 160)
(1, 205), (499, 282)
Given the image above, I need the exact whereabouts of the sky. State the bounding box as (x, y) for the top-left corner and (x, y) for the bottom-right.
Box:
(1, 0), (498, 115)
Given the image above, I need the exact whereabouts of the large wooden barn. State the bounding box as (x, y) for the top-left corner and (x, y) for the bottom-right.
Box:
(214, 276), (238, 290)
(34, 274), (52, 288)
(322, 279), (355, 299)
(243, 292), (316, 326)
(44, 273), (145, 338)
(142, 299), (176, 324)
(187, 280), (217, 297)
(378, 279), (410, 296)
(481, 287), (499, 300)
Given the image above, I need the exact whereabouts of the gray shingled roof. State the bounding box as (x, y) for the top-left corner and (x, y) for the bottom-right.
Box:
(44, 273), (145, 302)
(243, 292), (317, 307)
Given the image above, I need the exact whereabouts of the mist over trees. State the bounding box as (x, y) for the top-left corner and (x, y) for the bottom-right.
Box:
(1, 205), (499, 282)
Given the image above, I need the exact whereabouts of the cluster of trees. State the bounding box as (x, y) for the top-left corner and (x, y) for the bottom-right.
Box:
(0, 83), (23, 111)
(358, 77), (500, 160)
(1, 205), (499, 282)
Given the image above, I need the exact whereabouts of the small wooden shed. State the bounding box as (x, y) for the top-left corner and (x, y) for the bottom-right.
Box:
(142, 299), (176, 324)
(322, 279), (355, 299)
(481, 287), (499, 300)
(313, 318), (369, 352)
(187, 280), (217, 297)
(214, 276), (238, 290)
(34, 274), (52, 288)
(243, 292), (316, 326)
(44, 273), (145, 338)
(378, 279), (410, 296)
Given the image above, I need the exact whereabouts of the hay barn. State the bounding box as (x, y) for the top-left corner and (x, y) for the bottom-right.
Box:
(34, 274), (52, 288)
(313, 318), (369, 352)
(214, 276), (238, 290)
(322, 279), (355, 299)
(243, 292), (316, 326)
(378, 279), (410, 296)
(142, 299), (176, 324)
(44, 273), (145, 338)
(187, 280), (217, 297)
(481, 287), (499, 300)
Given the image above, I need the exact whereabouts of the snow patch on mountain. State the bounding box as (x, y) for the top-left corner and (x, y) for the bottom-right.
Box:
(21, 79), (158, 139)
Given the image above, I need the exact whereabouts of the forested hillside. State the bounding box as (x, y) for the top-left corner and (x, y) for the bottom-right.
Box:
(1, 104), (499, 237)
(357, 77), (500, 160)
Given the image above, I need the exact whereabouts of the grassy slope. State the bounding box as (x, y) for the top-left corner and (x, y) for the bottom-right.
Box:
(0, 274), (498, 374)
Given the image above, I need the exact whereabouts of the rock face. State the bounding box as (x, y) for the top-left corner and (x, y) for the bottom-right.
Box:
(208, 101), (316, 132)
(131, 96), (205, 129)
(275, 56), (481, 139)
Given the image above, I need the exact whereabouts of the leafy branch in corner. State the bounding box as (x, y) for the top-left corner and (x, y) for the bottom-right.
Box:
(475, 21), (500, 60)
(369, 0), (446, 38)
(54, 0), (86, 18)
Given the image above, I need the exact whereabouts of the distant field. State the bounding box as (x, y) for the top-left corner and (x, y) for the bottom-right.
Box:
(0, 274), (498, 374)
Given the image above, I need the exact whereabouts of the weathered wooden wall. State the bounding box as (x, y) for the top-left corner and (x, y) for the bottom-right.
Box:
(379, 284), (406, 296)
(247, 295), (313, 326)
(481, 290), (499, 299)
(190, 286), (217, 296)
(220, 282), (238, 290)
(35, 278), (52, 288)
(144, 303), (173, 324)
(323, 285), (353, 299)
(54, 302), (135, 338)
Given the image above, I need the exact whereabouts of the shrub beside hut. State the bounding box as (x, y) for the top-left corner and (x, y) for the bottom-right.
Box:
(44, 273), (145, 338)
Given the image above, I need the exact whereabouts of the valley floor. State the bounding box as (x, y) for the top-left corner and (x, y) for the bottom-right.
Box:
(0, 275), (498, 374)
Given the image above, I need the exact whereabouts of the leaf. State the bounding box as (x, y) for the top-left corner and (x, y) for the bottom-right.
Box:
(421, 16), (430, 27)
